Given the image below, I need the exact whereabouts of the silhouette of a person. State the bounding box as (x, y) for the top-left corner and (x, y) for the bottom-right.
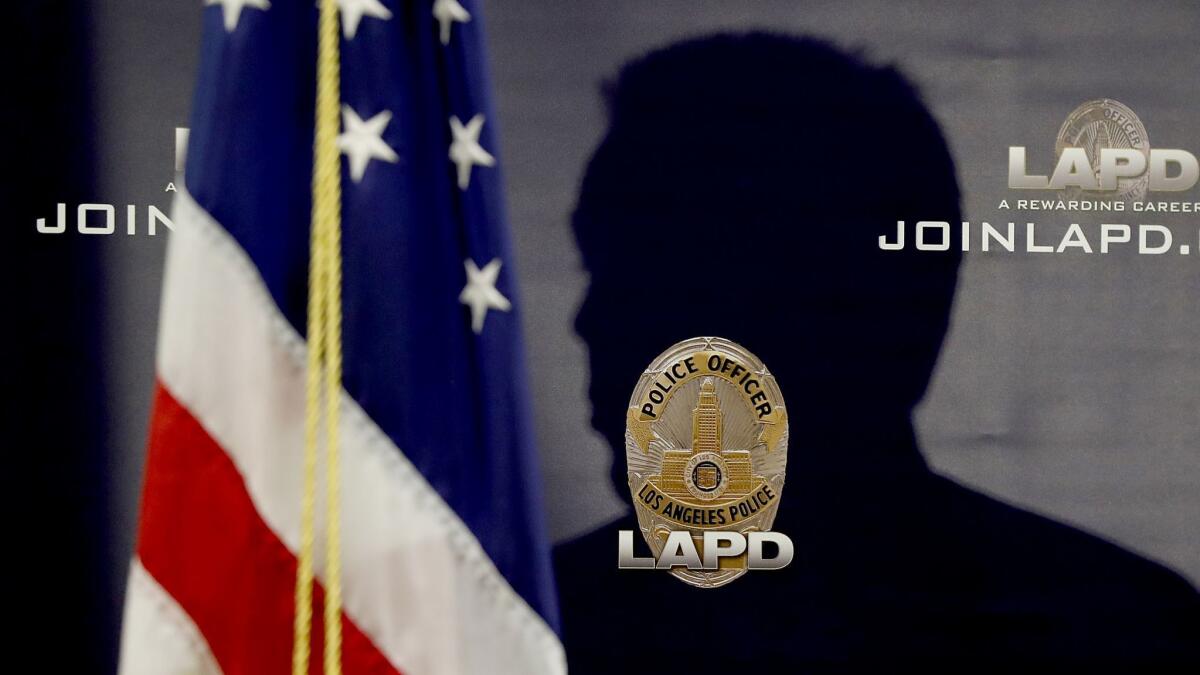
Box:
(554, 33), (1200, 672)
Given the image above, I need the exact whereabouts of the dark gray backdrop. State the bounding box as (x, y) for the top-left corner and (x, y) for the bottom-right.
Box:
(91, 1), (1199, 629)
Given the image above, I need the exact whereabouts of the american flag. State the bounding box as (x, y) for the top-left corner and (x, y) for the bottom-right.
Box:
(118, 1), (563, 673)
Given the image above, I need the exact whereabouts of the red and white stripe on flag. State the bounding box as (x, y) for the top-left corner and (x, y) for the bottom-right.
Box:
(117, 189), (565, 675)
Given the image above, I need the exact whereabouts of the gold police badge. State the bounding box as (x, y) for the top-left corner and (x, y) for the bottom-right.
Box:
(625, 337), (789, 587)
(1054, 98), (1150, 201)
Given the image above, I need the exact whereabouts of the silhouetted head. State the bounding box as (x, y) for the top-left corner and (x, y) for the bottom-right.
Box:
(572, 33), (961, 487)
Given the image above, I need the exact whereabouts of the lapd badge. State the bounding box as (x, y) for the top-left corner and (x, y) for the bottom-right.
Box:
(1055, 98), (1150, 201)
(626, 337), (788, 587)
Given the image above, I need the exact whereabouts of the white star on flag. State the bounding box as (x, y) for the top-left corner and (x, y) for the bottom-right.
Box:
(449, 114), (494, 190)
(338, 106), (399, 183)
(207, 0), (270, 33)
(433, 0), (471, 45)
(459, 258), (511, 334)
(337, 0), (393, 39)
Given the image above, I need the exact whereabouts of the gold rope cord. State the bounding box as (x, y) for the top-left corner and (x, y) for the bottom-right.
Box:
(293, 1), (344, 673)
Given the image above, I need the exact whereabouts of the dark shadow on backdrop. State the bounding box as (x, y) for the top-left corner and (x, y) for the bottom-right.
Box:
(8, 2), (115, 672)
(555, 32), (1200, 672)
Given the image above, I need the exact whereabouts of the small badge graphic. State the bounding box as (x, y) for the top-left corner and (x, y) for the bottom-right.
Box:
(1054, 98), (1150, 201)
(621, 337), (791, 588)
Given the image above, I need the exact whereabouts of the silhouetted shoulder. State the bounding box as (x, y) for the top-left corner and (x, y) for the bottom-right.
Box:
(553, 513), (636, 612)
(925, 472), (1200, 666)
(553, 515), (644, 673)
(553, 488), (1200, 671)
